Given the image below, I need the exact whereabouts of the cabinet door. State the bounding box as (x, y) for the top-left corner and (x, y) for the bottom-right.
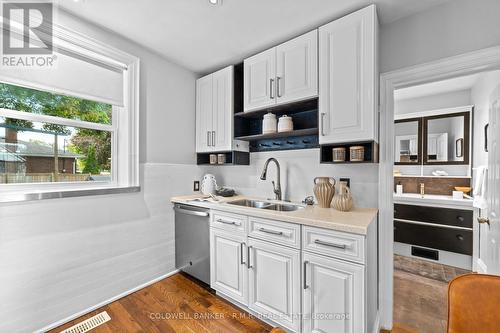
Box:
(248, 238), (301, 332)
(303, 252), (365, 333)
(244, 48), (276, 112)
(196, 74), (213, 152)
(210, 228), (248, 305)
(212, 66), (234, 151)
(319, 5), (377, 144)
(276, 30), (318, 105)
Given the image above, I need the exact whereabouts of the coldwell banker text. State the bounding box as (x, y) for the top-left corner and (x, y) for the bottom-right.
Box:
(1, 1), (56, 68)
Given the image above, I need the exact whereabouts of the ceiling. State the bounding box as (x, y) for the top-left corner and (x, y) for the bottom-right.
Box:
(394, 74), (481, 101)
(59, 0), (450, 74)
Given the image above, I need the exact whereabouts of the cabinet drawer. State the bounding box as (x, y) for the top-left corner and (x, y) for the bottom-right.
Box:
(394, 220), (472, 255)
(302, 226), (365, 264)
(248, 217), (301, 249)
(211, 211), (247, 233)
(394, 204), (473, 228)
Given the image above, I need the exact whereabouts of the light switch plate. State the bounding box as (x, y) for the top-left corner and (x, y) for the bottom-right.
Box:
(193, 181), (200, 192)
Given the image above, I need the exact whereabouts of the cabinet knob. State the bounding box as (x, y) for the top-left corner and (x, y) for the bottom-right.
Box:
(456, 234), (464, 241)
(456, 216), (464, 222)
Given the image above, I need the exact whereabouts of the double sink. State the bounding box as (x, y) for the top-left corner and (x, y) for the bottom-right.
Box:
(227, 199), (304, 212)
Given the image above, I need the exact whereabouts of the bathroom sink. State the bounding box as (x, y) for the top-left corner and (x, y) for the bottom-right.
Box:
(227, 199), (304, 211)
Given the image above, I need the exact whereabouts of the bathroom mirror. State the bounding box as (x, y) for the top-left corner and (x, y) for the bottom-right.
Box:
(394, 118), (422, 165)
(423, 112), (470, 165)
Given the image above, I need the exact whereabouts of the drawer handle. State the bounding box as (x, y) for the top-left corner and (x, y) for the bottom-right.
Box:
(258, 227), (283, 236)
(247, 246), (253, 269)
(314, 239), (348, 249)
(303, 260), (309, 289)
(240, 242), (246, 265)
(216, 218), (239, 226)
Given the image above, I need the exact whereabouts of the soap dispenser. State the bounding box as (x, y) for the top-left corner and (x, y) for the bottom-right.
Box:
(396, 181), (403, 195)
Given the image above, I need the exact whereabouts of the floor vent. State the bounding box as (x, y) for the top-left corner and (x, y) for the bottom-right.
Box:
(60, 311), (111, 333)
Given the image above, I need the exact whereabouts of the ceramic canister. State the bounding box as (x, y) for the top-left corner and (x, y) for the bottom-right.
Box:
(277, 115), (293, 132)
(313, 177), (336, 208)
(262, 113), (277, 134)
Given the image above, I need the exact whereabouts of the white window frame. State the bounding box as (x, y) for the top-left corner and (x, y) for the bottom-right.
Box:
(0, 22), (140, 201)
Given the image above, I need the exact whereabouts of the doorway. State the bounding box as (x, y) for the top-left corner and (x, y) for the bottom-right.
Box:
(378, 46), (500, 331)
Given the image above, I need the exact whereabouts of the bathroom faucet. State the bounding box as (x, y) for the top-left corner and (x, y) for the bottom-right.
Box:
(260, 158), (282, 201)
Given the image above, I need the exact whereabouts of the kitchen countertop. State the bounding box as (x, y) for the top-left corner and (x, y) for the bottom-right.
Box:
(171, 195), (378, 235)
(393, 192), (474, 209)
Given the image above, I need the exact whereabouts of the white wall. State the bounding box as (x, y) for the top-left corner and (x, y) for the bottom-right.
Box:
(204, 149), (379, 208)
(380, 0), (500, 73)
(395, 89), (471, 115)
(471, 70), (500, 168)
(0, 11), (200, 333)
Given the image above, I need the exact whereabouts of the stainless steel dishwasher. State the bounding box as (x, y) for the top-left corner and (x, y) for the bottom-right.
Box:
(174, 204), (210, 284)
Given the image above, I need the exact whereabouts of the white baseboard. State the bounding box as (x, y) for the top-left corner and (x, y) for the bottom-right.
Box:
(36, 269), (180, 333)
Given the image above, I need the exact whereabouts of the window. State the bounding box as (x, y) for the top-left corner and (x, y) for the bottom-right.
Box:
(0, 23), (139, 199)
(0, 83), (113, 184)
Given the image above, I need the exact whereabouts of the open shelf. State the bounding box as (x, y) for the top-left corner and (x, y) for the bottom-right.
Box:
(234, 98), (318, 119)
(320, 141), (379, 164)
(196, 151), (250, 166)
(235, 128), (318, 141)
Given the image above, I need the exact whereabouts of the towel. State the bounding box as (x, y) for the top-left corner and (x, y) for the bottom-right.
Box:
(473, 166), (488, 209)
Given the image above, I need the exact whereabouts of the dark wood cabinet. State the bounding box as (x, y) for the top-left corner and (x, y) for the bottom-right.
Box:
(394, 203), (473, 255)
(394, 204), (473, 228)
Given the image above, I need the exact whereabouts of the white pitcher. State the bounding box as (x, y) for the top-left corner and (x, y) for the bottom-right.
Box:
(201, 174), (217, 195)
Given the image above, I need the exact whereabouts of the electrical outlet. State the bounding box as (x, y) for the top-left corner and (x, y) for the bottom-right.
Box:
(339, 178), (351, 188)
(193, 181), (200, 192)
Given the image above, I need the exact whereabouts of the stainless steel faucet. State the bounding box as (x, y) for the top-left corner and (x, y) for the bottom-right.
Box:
(260, 157), (282, 201)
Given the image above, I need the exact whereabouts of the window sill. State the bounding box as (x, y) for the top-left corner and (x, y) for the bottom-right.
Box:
(0, 186), (141, 203)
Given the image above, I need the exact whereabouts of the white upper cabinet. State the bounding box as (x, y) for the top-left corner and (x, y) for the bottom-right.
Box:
(244, 30), (318, 112)
(196, 66), (234, 152)
(212, 66), (234, 151)
(196, 74), (213, 153)
(319, 5), (378, 144)
(276, 30), (318, 105)
(244, 48), (276, 112)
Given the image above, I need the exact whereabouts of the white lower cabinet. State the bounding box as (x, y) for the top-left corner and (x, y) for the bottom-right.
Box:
(302, 252), (365, 333)
(210, 228), (248, 305)
(248, 238), (301, 332)
(209, 212), (377, 333)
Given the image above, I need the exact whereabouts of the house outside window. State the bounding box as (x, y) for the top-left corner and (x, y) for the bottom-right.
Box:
(0, 83), (112, 184)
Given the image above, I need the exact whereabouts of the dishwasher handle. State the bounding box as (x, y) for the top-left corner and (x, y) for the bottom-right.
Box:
(174, 206), (209, 217)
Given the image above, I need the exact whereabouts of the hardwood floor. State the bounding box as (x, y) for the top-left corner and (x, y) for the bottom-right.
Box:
(392, 255), (469, 333)
(49, 273), (272, 333)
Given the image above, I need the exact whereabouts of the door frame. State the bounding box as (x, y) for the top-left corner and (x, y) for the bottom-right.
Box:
(378, 45), (500, 330)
